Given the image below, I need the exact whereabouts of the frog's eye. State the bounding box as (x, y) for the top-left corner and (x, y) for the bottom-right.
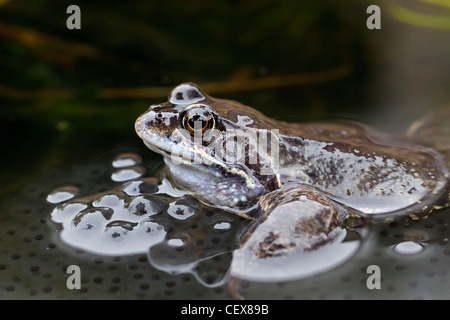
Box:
(181, 106), (216, 135)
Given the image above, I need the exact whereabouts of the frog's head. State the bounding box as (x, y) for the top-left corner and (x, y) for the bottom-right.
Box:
(135, 83), (281, 216)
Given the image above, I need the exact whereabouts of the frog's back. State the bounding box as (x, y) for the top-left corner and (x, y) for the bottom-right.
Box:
(276, 119), (450, 220)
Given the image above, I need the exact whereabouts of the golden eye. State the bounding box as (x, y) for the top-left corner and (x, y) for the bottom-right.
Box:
(181, 106), (216, 135)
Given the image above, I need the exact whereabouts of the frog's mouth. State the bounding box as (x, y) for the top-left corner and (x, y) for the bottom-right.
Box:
(136, 131), (180, 162)
(135, 116), (173, 154)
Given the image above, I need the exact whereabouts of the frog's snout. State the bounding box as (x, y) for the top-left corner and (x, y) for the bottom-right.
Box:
(135, 111), (154, 132)
(135, 115), (143, 138)
(135, 113), (149, 138)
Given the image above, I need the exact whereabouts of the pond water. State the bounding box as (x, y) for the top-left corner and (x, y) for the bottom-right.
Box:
(0, 0), (449, 299)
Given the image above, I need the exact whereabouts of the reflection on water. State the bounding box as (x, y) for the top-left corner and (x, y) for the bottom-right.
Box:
(48, 152), (245, 286)
(230, 228), (360, 283)
(47, 152), (362, 287)
(46, 186), (79, 204)
(392, 240), (425, 255)
(50, 180), (169, 256)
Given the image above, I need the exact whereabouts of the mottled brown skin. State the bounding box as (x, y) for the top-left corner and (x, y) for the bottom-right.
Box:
(135, 83), (450, 264)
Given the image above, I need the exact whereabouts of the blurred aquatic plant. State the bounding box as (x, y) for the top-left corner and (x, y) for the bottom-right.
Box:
(388, 0), (450, 30)
(0, 0), (359, 104)
(0, 64), (351, 101)
(423, 0), (450, 9)
(0, 21), (101, 65)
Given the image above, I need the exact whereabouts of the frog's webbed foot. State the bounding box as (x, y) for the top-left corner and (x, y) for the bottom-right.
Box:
(228, 186), (360, 287)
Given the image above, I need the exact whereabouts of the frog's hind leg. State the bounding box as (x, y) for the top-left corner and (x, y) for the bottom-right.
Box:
(227, 186), (355, 297)
(406, 105), (450, 167)
(252, 186), (347, 253)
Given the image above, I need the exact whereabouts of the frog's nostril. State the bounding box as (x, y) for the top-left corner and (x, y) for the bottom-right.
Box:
(139, 111), (161, 128)
(154, 112), (165, 123)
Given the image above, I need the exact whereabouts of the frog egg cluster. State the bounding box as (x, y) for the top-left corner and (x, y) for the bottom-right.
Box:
(50, 189), (168, 255)
(47, 153), (244, 286)
(111, 153), (146, 182)
(0, 158), (238, 299)
(48, 153), (166, 255)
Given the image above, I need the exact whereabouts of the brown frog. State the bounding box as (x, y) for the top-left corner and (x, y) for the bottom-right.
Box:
(135, 83), (449, 282)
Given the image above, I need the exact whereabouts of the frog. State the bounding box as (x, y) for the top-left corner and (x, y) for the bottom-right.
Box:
(135, 83), (450, 282)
